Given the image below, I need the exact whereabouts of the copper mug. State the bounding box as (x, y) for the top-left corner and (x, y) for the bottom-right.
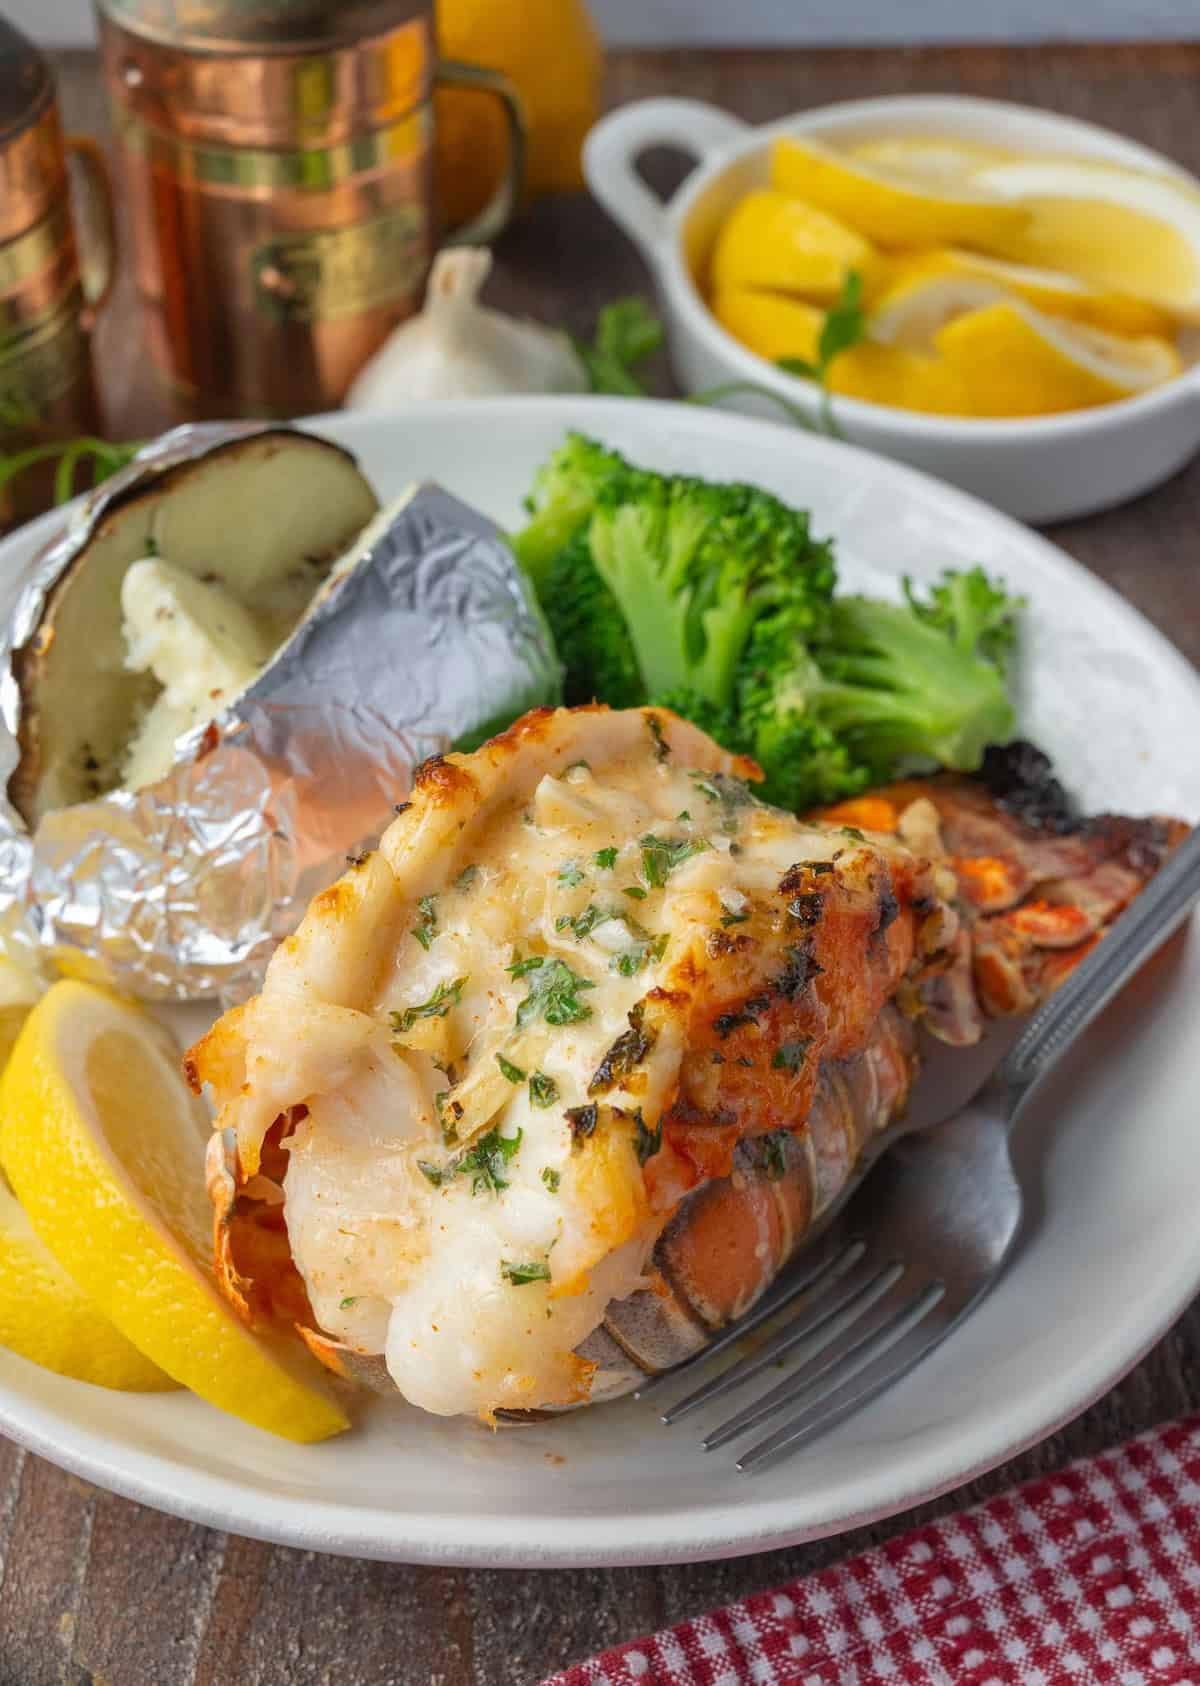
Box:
(1, 20), (117, 529)
(96, 0), (525, 418)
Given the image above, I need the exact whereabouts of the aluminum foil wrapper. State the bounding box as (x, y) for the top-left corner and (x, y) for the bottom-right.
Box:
(0, 425), (560, 1000)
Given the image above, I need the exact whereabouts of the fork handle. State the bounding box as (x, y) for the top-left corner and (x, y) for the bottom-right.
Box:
(1002, 824), (1200, 1098)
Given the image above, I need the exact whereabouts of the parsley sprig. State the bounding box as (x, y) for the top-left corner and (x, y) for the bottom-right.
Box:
(776, 271), (867, 435)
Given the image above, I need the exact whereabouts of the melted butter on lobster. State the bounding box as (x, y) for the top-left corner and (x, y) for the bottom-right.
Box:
(188, 708), (1184, 1422)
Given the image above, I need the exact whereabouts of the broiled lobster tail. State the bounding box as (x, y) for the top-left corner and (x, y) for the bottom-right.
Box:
(584, 750), (1186, 1397)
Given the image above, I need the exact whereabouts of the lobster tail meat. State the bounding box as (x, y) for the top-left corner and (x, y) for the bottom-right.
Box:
(188, 709), (1185, 1421)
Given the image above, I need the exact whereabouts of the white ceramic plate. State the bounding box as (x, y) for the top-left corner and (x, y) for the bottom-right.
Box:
(0, 398), (1197, 1568)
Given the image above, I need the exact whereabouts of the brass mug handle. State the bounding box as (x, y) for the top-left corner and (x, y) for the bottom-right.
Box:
(64, 135), (118, 326)
(435, 60), (527, 246)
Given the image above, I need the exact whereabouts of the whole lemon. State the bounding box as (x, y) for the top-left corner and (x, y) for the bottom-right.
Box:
(436, 0), (603, 229)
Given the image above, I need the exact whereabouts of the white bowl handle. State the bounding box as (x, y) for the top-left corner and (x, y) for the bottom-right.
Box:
(584, 98), (750, 263)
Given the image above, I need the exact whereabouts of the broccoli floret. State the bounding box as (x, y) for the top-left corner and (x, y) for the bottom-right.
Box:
(587, 468), (835, 709)
(744, 568), (1021, 793)
(510, 433), (629, 589)
(540, 530), (645, 708)
(512, 435), (1022, 812)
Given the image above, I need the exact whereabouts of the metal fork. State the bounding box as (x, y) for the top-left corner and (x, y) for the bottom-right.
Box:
(647, 822), (1200, 1473)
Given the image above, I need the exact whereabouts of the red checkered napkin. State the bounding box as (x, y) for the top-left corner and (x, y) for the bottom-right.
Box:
(544, 1414), (1200, 1685)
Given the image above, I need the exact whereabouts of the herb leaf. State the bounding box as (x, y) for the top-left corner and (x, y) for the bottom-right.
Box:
(458, 1126), (523, 1195)
(496, 1053), (527, 1084)
(514, 957), (595, 1029)
(557, 859), (585, 888)
(529, 1071), (559, 1108)
(541, 1166), (561, 1193)
(574, 297), (664, 397)
(501, 1258), (552, 1286)
(633, 1110), (663, 1165)
(392, 977), (466, 1032)
(593, 846), (618, 870)
(412, 894), (438, 950)
(772, 1039), (811, 1072)
(640, 833), (707, 889)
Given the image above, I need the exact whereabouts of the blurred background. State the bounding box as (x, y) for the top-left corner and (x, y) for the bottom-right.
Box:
(8, 0), (1198, 45)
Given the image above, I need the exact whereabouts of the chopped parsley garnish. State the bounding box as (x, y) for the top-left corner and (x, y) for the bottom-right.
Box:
(435, 1091), (464, 1143)
(512, 956), (595, 1029)
(541, 1166), (561, 1193)
(713, 1007), (759, 1038)
(720, 908), (751, 927)
(555, 902), (617, 940)
(496, 1053), (527, 1083)
(612, 932), (668, 978)
(640, 833), (707, 888)
(565, 1102), (599, 1142)
(589, 1004), (656, 1095)
(593, 846), (618, 870)
(776, 945), (820, 999)
(458, 1126), (523, 1195)
(557, 859), (585, 888)
(690, 770), (756, 835)
(501, 1259), (551, 1286)
(423, 1127), (524, 1195)
(772, 1039), (811, 1072)
(339, 1296), (358, 1309)
(787, 892), (823, 928)
(633, 1111), (663, 1165)
(842, 826), (866, 842)
(677, 809), (691, 822)
(529, 1071), (559, 1108)
(392, 976), (466, 1032)
(623, 885), (647, 900)
(454, 863), (479, 892)
(763, 1134), (787, 1181)
(411, 894), (438, 950)
(647, 713), (670, 763)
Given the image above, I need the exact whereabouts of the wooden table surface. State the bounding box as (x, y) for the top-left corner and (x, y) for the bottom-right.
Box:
(1, 40), (1197, 1686)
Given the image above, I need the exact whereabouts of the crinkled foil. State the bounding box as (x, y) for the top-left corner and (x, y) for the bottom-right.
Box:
(0, 425), (560, 1001)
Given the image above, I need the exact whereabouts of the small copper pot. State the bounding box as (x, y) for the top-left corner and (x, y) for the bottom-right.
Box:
(1, 21), (117, 530)
(97, 0), (525, 419)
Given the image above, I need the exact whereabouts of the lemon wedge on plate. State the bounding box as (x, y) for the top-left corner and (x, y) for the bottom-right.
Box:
(936, 300), (1181, 416)
(882, 250), (1174, 339)
(710, 189), (882, 302)
(0, 1172), (174, 1390)
(770, 135), (1029, 251)
(0, 981), (348, 1442)
(846, 135), (1017, 185)
(971, 158), (1200, 320)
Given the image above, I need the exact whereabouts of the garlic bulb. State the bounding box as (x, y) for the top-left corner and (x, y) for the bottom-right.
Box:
(346, 248), (588, 408)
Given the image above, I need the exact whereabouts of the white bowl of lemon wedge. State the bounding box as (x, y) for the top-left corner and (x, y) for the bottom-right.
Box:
(584, 93), (1200, 520)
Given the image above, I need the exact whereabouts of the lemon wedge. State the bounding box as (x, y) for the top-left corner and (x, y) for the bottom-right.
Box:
(0, 1171), (175, 1390)
(710, 189), (882, 303)
(971, 158), (1200, 320)
(770, 135), (1029, 251)
(711, 286), (825, 364)
(881, 250), (1175, 339)
(0, 981), (348, 1442)
(0, 954), (44, 1072)
(936, 300), (1181, 416)
(711, 285), (970, 415)
(846, 135), (1016, 185)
